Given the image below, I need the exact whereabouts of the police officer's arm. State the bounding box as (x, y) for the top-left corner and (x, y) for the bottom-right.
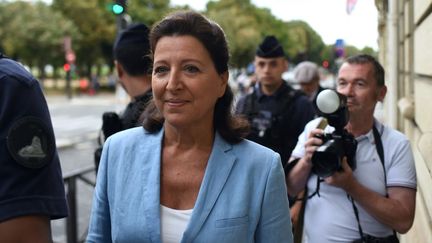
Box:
(285, 128), (323, 196)
(326, 159), (416, 233)
(0, 215), (52, 243)
(293, 97), (315, 136)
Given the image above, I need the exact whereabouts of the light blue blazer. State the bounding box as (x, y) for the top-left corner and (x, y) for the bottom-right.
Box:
(87, 127), (292, 243)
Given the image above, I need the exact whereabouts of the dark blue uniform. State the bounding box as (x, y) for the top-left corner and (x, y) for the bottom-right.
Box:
(0, 54), (68, 222)
(236, 82), (315, 166)
(120, 90), (153, 129)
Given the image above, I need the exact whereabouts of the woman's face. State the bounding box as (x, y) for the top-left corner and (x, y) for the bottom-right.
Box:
(152, 35), (228, 129)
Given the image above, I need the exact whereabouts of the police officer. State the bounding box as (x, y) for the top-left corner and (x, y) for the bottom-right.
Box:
(0, 52), (68, 242)
(236, 36), (315, 167)
(113, 23), (152, 129)
(94, 23), (152, 168)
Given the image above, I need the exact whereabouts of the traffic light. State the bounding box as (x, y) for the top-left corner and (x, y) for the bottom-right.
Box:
(111, 0), (126, 15)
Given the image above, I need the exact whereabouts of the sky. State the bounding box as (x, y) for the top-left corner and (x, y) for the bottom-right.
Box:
(170, 0), (379, 50)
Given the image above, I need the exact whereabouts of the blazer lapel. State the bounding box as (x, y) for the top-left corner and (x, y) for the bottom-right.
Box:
(181, 133), (236, 242)
(141, 129), (164, 243)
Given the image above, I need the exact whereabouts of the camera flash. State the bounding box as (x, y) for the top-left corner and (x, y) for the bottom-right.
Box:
(316, 89), (340, 114)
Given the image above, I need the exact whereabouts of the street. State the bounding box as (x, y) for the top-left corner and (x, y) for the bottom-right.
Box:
(46, 93), (124, 243)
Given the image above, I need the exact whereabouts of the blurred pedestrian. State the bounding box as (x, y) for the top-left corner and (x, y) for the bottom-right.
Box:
(79, 76), (90, 95)
(89, 73), (100, 95)
(294, 61), (325, 115)
(87, 11), (293, 243)
(0, 52), (68, 242)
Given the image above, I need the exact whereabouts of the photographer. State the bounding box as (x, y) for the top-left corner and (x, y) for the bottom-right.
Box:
(285, 54), (416, 242)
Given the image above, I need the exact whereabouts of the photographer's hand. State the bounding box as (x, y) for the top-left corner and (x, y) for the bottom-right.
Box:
(303, 129), (324, 164)
(286, 128), (324, 196)
(326, 158), (415, 233)
(324, 157), (356, 191)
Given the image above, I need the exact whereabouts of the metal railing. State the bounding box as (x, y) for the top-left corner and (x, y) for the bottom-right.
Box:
(63, 164), (96, 243)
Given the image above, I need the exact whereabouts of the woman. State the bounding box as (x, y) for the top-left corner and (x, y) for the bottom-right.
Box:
(87, 11), (292, 243)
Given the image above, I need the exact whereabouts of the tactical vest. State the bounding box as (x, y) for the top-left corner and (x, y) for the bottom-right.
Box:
(242, 86), (303, 165)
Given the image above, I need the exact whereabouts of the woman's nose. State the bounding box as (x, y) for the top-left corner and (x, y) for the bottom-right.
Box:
(166, 69), (182, 91)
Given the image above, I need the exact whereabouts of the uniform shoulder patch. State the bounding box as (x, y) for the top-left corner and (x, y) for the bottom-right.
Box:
(7, 116), (55, 169)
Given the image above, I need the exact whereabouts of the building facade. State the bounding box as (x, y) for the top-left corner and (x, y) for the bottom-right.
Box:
(375, 0), (432, 242)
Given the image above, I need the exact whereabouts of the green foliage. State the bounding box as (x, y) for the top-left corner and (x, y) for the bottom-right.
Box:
(52, 0), (117, 76)
(127, 0), (171, 26)
(0, 1), (79, 74)
(285, 21), (325, 64)
(360, 46), (377, 57)
(206, 0), (261, 67)
(205, 0), (326, 68)
(0, 0), (378, 79)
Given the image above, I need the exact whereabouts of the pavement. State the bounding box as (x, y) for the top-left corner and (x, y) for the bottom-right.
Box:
(46, 92), (128, 150)
(45, 92), (126, 243)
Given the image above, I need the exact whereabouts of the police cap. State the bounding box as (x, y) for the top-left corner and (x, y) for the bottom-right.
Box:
(256, 35), (285, 58)
(113, 23), (150, 59)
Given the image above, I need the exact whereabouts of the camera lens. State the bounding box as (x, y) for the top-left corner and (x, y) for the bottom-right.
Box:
(311, 139), (344, 177)
(311, 151), (341, 177)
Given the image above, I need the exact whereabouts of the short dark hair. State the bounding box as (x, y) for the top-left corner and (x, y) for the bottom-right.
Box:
(344, 54), (385, 87)
(113, 23), (152, 76)
(142, 10), (249, 144)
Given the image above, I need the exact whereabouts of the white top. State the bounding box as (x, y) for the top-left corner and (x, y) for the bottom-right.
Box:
(160, 205), (193, 243)
(291, 117), (417, 242)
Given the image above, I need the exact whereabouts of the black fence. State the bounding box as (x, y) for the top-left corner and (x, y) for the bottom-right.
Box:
(63, 164), (96, 243)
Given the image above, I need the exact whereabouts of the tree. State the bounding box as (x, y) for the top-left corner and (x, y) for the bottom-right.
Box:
(127, 0), (171, 26)
(205, 0), (326, 68)
(0, 1), (79, 80)
(52, 0), (117, 77)
(285, 21), (325, 65)
(206, 0), (261, 68)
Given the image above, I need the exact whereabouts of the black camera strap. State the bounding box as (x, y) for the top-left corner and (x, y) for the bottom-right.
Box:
(350, 124), (398, 242)
(373, 125), (387, 194)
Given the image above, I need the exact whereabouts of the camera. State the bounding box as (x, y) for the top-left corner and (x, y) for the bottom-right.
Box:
(311, 89), (357, 178)
(102, 112), (123, 139)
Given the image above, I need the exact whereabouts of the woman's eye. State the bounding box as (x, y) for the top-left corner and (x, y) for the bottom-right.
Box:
(153, 66), (168, 74)
(184, 65), (199, 73)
